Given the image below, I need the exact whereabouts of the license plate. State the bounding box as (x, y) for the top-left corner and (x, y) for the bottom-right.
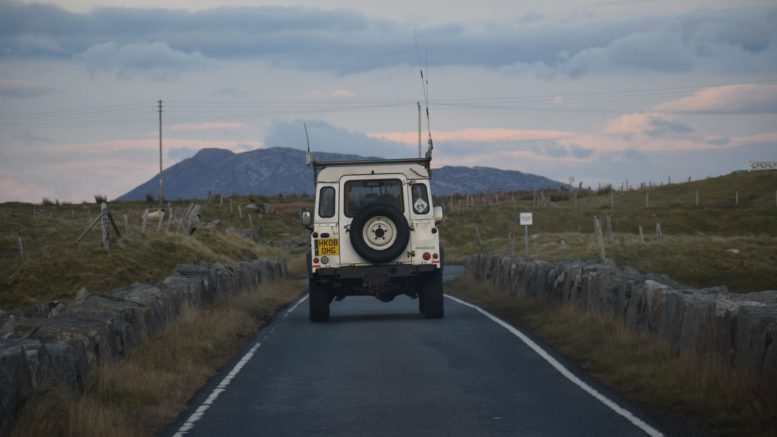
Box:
(316, 238), (339, 256)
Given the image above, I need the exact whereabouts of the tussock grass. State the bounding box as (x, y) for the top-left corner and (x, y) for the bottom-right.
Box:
(12, 279), (303, 437)
(439, 171), (777, 292)
(448, 274), (777, 436)
(0, 196), (310, 309)
(446, 276), (777, 436)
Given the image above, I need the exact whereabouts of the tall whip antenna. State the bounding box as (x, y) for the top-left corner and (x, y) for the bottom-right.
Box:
(304, 123), (313, 165)
(414, 34), (434, 161)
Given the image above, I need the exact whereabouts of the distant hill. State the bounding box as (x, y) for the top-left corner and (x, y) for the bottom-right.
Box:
(119, 147), (567, 200)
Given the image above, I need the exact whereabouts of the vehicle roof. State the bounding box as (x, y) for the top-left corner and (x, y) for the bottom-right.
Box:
(314, 158), (431, 183)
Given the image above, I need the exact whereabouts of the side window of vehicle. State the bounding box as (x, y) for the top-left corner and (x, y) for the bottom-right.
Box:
(411, 183), (430, 215)
(318, 186), (335, 218)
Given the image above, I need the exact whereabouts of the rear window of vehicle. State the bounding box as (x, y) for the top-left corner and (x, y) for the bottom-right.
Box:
(344, 179), (403, 217)
(411, 183), (430, 214)
(318, 186), (335, 218)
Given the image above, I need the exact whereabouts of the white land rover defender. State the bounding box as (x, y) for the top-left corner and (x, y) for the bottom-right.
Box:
(302, 157), (444, 322)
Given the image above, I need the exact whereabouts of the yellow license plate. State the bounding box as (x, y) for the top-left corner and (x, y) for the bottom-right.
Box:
(316, 238), (339, 256)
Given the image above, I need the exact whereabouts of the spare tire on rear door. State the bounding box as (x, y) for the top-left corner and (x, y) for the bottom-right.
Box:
(349, 203), (410, 263)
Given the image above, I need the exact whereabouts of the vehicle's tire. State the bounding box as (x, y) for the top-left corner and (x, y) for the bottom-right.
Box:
(309, 276), (330, 322)
(349, 203), (410, 263)
(421, 270), (444, 319)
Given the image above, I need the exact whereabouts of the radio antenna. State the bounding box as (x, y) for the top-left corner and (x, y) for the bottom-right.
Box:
(304, 123), (313, 165)
(414, 34), (434, 161)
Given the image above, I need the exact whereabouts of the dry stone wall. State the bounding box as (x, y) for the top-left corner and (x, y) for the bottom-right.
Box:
(0, 259), (286, 437)
(466, 254), (777, 388)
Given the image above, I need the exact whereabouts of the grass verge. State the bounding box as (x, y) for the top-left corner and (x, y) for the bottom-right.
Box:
(11, 278), (303, 437)
(447, 273), (777, 436)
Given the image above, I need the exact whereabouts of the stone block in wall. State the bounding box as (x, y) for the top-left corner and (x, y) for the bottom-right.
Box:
(114, 284), (178, 334)
(466, 254), (777, 387)
(0, 258), (288, 436)
(0, 339), (33, 437)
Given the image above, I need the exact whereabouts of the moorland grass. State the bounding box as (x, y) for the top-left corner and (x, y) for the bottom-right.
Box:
(0, 196), (311, 309)
(11, 278), (303, 437)
(447, 274), (777, 436)
(439, 170), (777, 291)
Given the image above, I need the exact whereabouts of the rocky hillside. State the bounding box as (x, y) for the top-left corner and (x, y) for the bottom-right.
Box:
(120, 147), (566, 200)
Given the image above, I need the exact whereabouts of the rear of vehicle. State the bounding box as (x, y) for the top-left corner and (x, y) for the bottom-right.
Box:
(305, 158), (444, 322)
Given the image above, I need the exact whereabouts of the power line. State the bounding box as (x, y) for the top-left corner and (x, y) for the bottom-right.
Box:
(1, 78), (773, 127)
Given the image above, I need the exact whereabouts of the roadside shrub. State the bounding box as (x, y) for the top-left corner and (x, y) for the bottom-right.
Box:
(94, 194), (107, 204)
(41, 197), (54, 206)
(145, 193), (155, 203)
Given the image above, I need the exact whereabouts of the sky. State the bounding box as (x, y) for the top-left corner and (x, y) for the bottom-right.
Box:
(1, 0), (776, 202)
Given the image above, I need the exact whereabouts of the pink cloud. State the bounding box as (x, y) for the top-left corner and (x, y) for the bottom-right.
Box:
(655, 83), (777, 114)
(170, 122), (246, 131)
(370, 128), (573, 144)
(0, 138), (263, 202)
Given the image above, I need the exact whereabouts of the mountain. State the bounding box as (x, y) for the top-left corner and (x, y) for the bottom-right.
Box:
(119, 147), (567, 200)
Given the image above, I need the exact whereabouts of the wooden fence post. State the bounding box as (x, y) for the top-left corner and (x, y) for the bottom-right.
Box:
(229, 198), (233, 213)
(655, 223), (663, 240)
(593, 216), (606, 261)
(695, 191), (699, 208)
(141, 209), (149, 233)
(156, 211), (165, 232)
(638, 225), (644, 243)
(475, 225), (482, 247)
(645, 192), (650, 208)
(166, 210), (173, 232)
(605, 216), (613, 240)
(735, 191), (739, 206)
(18, 237), (24, 260)
(100, 203), (111, 250)
(123, 214), (129, 237)
(248, 212), (254, 227)
(239, 205), (243, 218)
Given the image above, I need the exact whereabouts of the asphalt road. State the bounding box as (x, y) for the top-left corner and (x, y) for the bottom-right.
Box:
(167, 269), (663, 437)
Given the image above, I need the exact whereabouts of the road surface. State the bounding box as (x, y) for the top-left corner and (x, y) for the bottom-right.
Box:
(167, 270), (662, 436)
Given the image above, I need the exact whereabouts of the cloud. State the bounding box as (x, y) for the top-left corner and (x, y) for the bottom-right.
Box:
(211, 86), (248, 98)
(372, 128), (573, 144)
(75, 41), (210, 78)
(604, 112), (694, 139)
(14, 130), (54, 144)
(655, 83), (777, 114)
(170, 122), (245, 132)
(1, 2), (775, 76)
(264, 119), (413, 157)
(168, 147), (198, 161)
(330, 89), (358, 97)
(0, 79), (64, 98)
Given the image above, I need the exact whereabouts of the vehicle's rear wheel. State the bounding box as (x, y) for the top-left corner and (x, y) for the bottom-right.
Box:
(421, 270), (444, 319)
(309, 276), (330, 322)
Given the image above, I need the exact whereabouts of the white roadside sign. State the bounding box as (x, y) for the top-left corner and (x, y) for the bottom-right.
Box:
(520, 212), (533, 226)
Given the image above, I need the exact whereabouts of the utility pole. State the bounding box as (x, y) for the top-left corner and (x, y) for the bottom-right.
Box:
(417, 101), (422, 158)
(158, 99), (164, 210)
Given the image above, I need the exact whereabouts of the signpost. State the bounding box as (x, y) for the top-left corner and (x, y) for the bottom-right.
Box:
(519, 212), (533, 258)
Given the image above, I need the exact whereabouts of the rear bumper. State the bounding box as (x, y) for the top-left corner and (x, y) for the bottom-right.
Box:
(315, 263), (438, 279)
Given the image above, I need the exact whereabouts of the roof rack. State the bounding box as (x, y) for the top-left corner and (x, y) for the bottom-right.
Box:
(312, 157), (430, 171)
(310, 156), (432, 184)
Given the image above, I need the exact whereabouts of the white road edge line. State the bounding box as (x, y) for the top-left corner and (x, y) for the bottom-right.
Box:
(446, 295), (663, 437)
(284, 294), (309, 318)
(173, 341), (262, 436)
(173, 294), (309, 435)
